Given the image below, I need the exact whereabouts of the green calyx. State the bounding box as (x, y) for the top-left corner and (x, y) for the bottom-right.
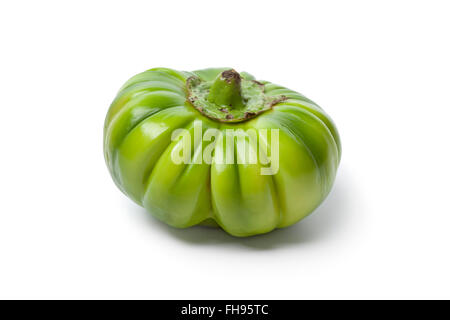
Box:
(186, 69), (286, 123)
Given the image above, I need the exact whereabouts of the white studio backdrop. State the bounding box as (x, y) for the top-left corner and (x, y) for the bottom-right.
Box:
(0, 0), (449, 299)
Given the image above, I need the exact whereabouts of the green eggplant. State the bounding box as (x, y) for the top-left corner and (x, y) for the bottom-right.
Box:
(104, 67), (341, 237)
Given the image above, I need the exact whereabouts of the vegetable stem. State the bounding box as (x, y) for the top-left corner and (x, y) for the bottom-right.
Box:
(207, 69), (244, 109)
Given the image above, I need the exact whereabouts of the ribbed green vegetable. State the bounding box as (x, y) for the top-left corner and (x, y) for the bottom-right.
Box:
(104, 67), (341, 237)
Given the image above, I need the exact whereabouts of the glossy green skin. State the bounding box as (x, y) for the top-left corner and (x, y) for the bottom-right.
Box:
(104, 67), (341, 237)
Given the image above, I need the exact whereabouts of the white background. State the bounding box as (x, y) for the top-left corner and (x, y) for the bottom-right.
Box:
(1, 0), (449, 299)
